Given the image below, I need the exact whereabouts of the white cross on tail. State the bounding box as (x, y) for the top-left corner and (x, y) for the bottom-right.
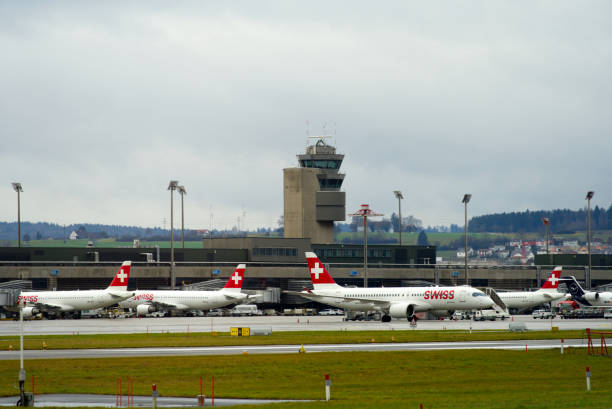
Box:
(311, 263), (324, 280)
(116, 270), (128, 283)
(231, 272), (242, 285)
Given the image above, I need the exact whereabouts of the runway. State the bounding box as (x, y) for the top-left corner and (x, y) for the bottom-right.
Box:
(0, 338), (593, 360)
(1, 314), (611, 336)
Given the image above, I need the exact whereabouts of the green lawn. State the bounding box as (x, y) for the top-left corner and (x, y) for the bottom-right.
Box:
(1, 349), (610, 408)
(0, 329), (589, 351)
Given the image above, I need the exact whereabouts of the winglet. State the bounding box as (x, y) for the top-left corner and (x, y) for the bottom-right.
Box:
(223, 264), (246, 292)
(107, 261), (131, 291)
(541, 266), (562, 289)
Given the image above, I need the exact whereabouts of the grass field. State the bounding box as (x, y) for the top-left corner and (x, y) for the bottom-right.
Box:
(1, 349), (611, 408)
(0, 329), (590, 351)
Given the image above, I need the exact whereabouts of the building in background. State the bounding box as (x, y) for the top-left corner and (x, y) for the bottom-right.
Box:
(283, 137), (346, 244)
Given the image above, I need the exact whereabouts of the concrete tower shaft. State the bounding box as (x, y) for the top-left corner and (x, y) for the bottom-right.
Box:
(284, 138), (346, 244)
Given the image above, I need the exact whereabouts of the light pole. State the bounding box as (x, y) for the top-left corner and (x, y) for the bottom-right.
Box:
(393, 191), (403, 246)
(586, 190), (594, 289)
(462, 194), (471, 285)
(18, 298), (26, 406)
(12, 183), (23, 248)
(168, 180), (179, 289)
(542, 217), (551, 265)
(349, 204), (383, 288)
(177, 185), (186, 249)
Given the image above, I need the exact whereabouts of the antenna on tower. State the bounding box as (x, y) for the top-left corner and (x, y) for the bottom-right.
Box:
(305, 120), (310, 150)
(209, 205), (213, 234)
(334, 121), (337, 147)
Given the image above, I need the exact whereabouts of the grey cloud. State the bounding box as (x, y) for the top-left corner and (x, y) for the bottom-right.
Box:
(1, 1), (610, 229)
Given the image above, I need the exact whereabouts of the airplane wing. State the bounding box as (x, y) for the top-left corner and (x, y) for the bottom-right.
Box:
(146, 300), (189, 311)
(541, 292), (564, 300)
(287, 291), (392, 310)
(223, 293), (247, 300)
(107, 291), (135, 299)
(32, 302), (64, 312)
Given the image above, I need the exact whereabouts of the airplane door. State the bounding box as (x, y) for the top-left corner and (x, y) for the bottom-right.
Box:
(459, 289), (466, 303)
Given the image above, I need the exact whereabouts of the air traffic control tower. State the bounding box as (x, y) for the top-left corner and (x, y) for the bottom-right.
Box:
(283, 137), (346, 244)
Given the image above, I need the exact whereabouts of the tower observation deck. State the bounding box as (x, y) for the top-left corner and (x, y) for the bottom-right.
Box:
(283, 137), (346, 244)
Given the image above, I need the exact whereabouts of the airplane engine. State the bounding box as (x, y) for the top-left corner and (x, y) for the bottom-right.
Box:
(389, 302), (415, 319)
(22, 307), (39, 318)
(430, 309), (454, 318)
(584, 292), (600, 303)
(136, 304), (156, 315)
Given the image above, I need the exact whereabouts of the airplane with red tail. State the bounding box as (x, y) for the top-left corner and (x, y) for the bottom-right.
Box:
(119, 264), (249, 316)
(293, 252), (495, 322)
(496, 266), (569, 311)
(16, 261), (134, 319)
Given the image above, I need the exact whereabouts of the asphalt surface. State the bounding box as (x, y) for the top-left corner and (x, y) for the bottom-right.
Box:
(1, 314), (611, 336)
(0, 393), (308, 407)
(0, 338), (597, 360)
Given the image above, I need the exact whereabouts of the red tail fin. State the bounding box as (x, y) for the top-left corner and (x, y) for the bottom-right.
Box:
(223, 264), (246, 290)
(107, 261), (131, 289)
(541, 266), (562, 289)
(305, 252), (337, 287)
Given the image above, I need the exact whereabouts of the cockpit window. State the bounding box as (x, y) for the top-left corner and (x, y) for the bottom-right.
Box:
(472, 292), (487, 297)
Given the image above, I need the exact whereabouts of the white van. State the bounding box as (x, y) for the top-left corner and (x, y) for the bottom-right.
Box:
(474, 309), (511, 321)
(230, 305), (262, 316)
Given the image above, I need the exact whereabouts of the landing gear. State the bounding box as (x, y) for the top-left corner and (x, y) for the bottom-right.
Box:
(381, 314), (391, 323)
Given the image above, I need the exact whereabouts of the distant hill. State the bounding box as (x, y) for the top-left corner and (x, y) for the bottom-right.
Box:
(0, 222), (173, 241)
(0, 221), (274, 242)
(468, 205), (612, 233)
(1, 204), (610, 243)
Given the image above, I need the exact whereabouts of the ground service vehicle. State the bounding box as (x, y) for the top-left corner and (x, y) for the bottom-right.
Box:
(473, 309), (511, 321)
(230, 304), (261, 316)
(531, 309), (556, 319)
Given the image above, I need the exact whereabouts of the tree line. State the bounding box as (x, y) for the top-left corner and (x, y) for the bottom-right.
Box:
(468, 205), (612, 233)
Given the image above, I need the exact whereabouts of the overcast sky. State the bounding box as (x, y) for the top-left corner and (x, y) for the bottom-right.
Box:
(1, 1), (611, 231)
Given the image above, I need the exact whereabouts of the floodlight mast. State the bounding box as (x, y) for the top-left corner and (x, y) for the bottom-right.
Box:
(542, 217), (551, 265)
(462, 194), (471, 285)
(168, 180), (179, 289)
(586, 191), (594, 289)
(177, 186), (187, 249)
(349, 204), (383, 288)
(393, 191), (403, 246)
(12, 183), (23, 248)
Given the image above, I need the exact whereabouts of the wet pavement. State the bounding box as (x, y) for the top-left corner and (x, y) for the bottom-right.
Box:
(0, 393), (309, 407)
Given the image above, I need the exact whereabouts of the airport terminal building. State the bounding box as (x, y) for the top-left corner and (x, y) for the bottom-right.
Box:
(1, 138), (610, 311)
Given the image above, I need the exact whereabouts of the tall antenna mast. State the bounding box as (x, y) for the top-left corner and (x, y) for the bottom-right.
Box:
(209, 205), (213, 234)
(305, 120), (310, 152)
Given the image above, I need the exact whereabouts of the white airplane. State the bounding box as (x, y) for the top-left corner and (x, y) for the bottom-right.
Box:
(561, 276), (612, 307)
(294, 252), (495, 322)
(119, 264), (248, 316)
(496, 266), (568, 311)
(16, 261), (134, 319)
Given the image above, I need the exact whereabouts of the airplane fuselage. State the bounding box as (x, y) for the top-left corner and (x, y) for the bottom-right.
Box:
(301, 285), (493, 313)
(18, 290), (133, 312)
(498, 290), (566, 309)
(119, 290), (246, 311)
